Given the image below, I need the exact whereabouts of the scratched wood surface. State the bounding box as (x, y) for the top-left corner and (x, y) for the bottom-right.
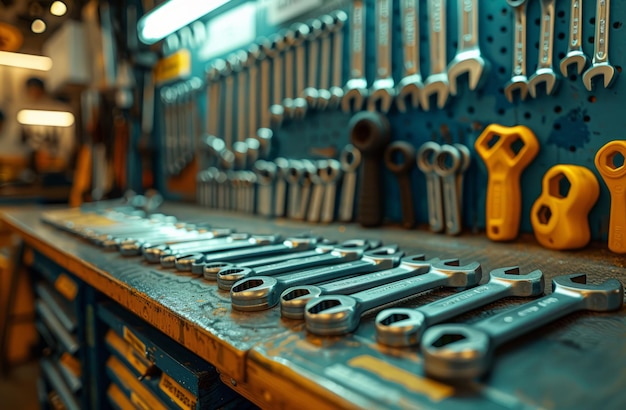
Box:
(1, 203), (625, 409)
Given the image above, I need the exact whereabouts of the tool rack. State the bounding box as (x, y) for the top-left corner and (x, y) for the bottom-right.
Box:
(2, 203), (625, 409)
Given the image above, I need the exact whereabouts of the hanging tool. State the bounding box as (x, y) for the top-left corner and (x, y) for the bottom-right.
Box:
(384, 141), (416, 228)
(595, 140), (626, 253)
(582, 0), (618, 90)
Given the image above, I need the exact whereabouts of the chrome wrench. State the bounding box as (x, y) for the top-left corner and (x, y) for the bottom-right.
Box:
(528, 0), (558, 97)
(434, 144), (470, 235)
(559, 0), (588, 76)
(341, 0), (368, 112)
(417, 142), (445, 233)
(421, 0), (449, 110)
(367, 0), (395, 113)
(582, 0), (617, 90)
(396, 0), (423, 113)
(329, 10), (348, 109)
(504, 0), (529, 102)
(338, 144), (362, 222)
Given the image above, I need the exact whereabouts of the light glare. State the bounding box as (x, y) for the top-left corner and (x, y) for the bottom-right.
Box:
(0, 51), (52, 71)
(17, 110), (75, 127)
(31, 19), (47, 34)
(50, 1), (68, 16)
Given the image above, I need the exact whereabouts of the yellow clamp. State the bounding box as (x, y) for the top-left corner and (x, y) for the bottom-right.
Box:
(531, 165), (599, 250)
(475, 124), (540, 241)
(595, 140), (626, 254)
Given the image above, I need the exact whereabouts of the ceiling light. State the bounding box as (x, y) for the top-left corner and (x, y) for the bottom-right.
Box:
(50, 1), (67, 17)
(31, 19), (46, 34)
(0, 51), (52, 71)
(17, 110), (75, 127)
(138, 0), (231, 45)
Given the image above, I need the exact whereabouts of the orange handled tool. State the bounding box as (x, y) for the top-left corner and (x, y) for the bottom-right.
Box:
(595, 140), (626, 254)
(475, 124), (540, 241)
(531, 165), (599, 250)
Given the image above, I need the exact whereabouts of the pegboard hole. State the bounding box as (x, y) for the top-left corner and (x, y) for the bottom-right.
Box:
(499, 47), (507, 54)
(617, 66), (623, 73)
(607, 152), (625, 170)
(537, 205), (553, 225)
(426, 122), (433, 130)
(569, 145), (577, 153)
(554, 123), (561, 130)
(569, 74), (578, 81)
(614, 21), (623, 29)
(583, 115), (591, 122)
(497, 108), (505, 116)
(486, 135), (501, 149)
(535, 18), (541, 26)
(588, 36), (595, 44)
(498, 66), (506, 75)
(487, 35), (494, 43)
(468, 106), (475, 114)
(588, 96), (597, 103)
(524, 112), (532, 120)
(501, 7), (508, 15)
(510, 138), (525, 156)
(549, 173), (571, 198)
(500, 26), (507, 33)
(557, 32), (565, 40)
(487, 14), (494, 21)
(557, 10), (565, 19)
(590, 17), (596, 25)
(554, 106), (562, 113)
(558, 52), (565, 60)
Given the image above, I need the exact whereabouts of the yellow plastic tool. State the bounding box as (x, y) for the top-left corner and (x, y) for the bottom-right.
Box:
(475, 124), (540, 241)
(595, 140), (626, 254)
(531, 165), (599, 250)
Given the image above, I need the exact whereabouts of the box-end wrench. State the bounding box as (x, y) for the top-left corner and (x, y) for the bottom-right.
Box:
(305, 259), (482, 336)
(329, 10), (348, 110)
(447, 0), (489, 96)
(396, 0), (423, 113)
(216, 239), (381, 290)
(256, 128), (273, 159)
(254, 160), (276, 217)
(296, 160), (317, 220)
(422, 274), (623, 381)
(338, 144), (362, 222)
(274, 157), (289, 217)
(417, 142), (445, 233)
(384, 141), (417, 229)
(434, 144), (470, 235)
(281, 254), (436, 320)
(349, 111), (391, 227)
(421, 0), (449, 111)
(320, 159), (342, 224)
(582, 0), (617, 90)
(376, 267), (544, 347)
(341, 0), (368, 112)
(367, 0), (395, 113)
(286, 160), (304, 219)
(307, 160), (327, 223)
(119, 230), (226, 256)
(231, 246), (404, 311)
(559, 0), (588, 77)
(528, 0), (558, 98)
(504, 0), (529, 102)
(142, 228), (234, 263)
(166, 234), (282, 270)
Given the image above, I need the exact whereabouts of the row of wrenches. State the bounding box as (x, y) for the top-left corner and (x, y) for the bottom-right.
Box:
(63, 213), (623, 383)
(505, 0), (617, 102)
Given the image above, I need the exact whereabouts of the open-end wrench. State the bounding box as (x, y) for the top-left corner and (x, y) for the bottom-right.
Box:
(320, 159), (343, 223)
(258, 38), (272, 128)
(329, 10), (348, 109)
(417, 142), (444, 233)
(165, 234), (282, 270)
(282, 29), (297, 102)
(291, 23), (310, 99)
(223, 54), (237, 148)
(582, 0), (617, 90)
(318, 15), (335, 106)
(422, 274), (623, 381)
(350, 111), (391, 227)
(256, 128), (273, 159)
(270, 33), (287, 105)
(367, 0), (395, 113)
(559, 0), (588, 77)
(142, 228), (234, 263)
(305, 259), (482, 336)
(206, 59), (227, 137)
(216, 239), (381, 290)
(296, 160), (317, 220)
(447, 0), (489, 95)
(341, 0), (368, 112)
(274, 157), (289, 217)
(384, 141), (417, 228)
(421, 0), (449, 111)
(528, 0), (558, 98)
(396, 0), (423, 113)
(247, 44), (261, 139)
(376, 267), (544, 347)
(254, 160), (276, 217)
(281, 254), (436, 320)
(286, 160), (304, 219)
(231, 246), (404, 311)
(302, 19), (323, 110)
(307, 160), (327, 223)
(235, 49), (249, 143)
(338, 144), (362, 222)
(434, 144), (471, 235)
(504, 0), (529, 102)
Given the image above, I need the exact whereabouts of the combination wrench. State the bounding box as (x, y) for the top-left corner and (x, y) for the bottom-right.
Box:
(375, 267), (544, 347)
(230, 245), (404, 311)
(447, 0), (489, 95)
(528, 0), (558, 98)
(320, 159), (343, 224)
(582, 0), (617, 90)
(417, 142), (444, 233)
(504, 0), (529, 102)
(142, 228), (234, 263)
(559, 0), (588, 76)
(396, 0), (423, 113)
(421, 274), (623, 381)
(434, 144), (471, 235)
(254, 160), (276, 217)
(384, 141), (417, 228)
(317, 14), (335, 111)
(280, 254), (436, 320)
(302, 19), (323, 110)
(216, 239), (381, 290)
(341, 0), (368, 112)
(247, 44), (261, 139)
(367, 0), (395, 113)
(421, 0), (449, 111)
(274, 157), (289, 217)
(329, 10), (348, 110)
(151, 234), (252, 264)
(338, 144), (362, 222)
(305, 259), (482, 336)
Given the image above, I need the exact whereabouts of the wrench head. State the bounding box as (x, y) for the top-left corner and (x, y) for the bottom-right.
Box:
(301, 87), (319, 109)
(395, 75), (423, 113)
(582, 64), (618, 91)
(348, 111), (391, 154)
(553, 274), (624, 311)
(420, 74), (449, 111)
(430, 259), (483, 288)
(269, 104), (284, 129)
(202, 262), (234, 281)
(528, 70), (559, 98)
(490, 266), (545, 297)
(367, 78), (396, 113)
(559, 52), (588, 77)
(231, 276), (280, 311)
(341, 78), (369, 112)
(142, 244), (170, 263)
(218, 267), (254, 291)
(375, 308), (427, 347)
(280, 285), (324, 320)
(328, 86), (344, 110)
(119, 241), (142, 256)
(304, 294), (361, 335)
(503, 76), (528, 103)
(384, 141), (417, 175)
(293, 98), (308, 120)
(316, 89), (331, 110)
(420, 323), (491, 381)
(447, 54), (489, 96)
(174, 253), (204, 271)
(282, 98), (295, 120)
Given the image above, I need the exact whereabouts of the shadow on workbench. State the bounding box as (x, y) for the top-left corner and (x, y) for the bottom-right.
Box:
(0, 360), (39, 409)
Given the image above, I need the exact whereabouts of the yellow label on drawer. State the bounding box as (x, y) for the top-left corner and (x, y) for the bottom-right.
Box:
(131, 392), (152, 410)
(106, 356), (168, 410)
(154, 49), (191, 85)
(54, 273), (77, 301)
(123, 326), (146, 356)
(59, 352), (81, 378)
(159, 373), (197, 410)
(105, 330), (151, 375)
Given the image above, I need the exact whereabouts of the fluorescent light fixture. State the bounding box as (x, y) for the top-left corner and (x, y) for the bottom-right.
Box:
(31, 19), (47, 34)
(0, 51), (53, 71)
(17, 110), (75, 127)
(50, 1), (68, 16)
(138, 0), (230, 44)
